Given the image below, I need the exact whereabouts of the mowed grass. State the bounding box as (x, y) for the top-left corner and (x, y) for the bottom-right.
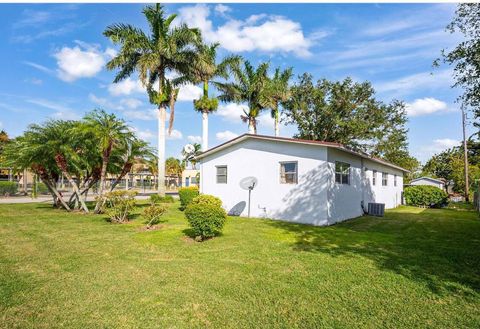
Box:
(0, 202), (479, 328)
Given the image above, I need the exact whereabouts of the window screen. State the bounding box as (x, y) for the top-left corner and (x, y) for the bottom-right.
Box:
(280, 162), (298, 184)
(335, 162), (350, 185)
(216, 166), (227, 184)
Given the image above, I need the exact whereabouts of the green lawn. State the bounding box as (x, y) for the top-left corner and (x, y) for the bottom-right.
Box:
(0, 202), (479, 328)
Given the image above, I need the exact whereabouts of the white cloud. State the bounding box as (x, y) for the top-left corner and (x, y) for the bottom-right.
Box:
(416, 138), (460, 162)
(216, 103), (248, 122)
(108, 78), (145, 96)
(177, 84), (203, 101)
(23, 61), (54, 74)
(27, 98), (81, 120)
(88, 93), (113, 108)
(216, 130), (238, 142)
(187, 135), (202, 143)
(375, 70), (453, 97)
(166, 129), (183, 140)
(177, 4), (317, 57)
(121, 98), (143, 109)
(132, 127), (155, 142)
(405, 98), (454, 117)
(54, 41), (110, 82)
(123, 109), (157, 121)
(215, 4), (231, 15)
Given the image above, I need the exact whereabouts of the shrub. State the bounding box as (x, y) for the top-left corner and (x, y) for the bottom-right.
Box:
(150, 194), (174, 204)
(190, 194), (222, 208)
(185, 200), (227, 240)
(0, 181), (18, 196)
(178, 186), (199, 210)
(404, 185), (448, 208)
(143, 204), (167, 227)
(101, 190), (137, 223)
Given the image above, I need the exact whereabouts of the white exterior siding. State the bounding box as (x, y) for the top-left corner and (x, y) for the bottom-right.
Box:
(200, 137), (405, 226)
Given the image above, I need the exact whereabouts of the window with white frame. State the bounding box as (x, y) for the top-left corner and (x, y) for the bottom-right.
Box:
(216, 166), (227, 184)
(280, 161), (298, 184)
(335, 161), (350, 185)
(382, 172), (388, 186)
(372, 170), (377, 186)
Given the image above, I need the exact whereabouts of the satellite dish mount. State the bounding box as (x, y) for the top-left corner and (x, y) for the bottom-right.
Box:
(239, 176), (258, 217)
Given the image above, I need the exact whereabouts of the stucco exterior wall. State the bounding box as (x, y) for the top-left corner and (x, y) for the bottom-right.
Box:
(200, 138), (404, 226)
(200, 139), (330, 225)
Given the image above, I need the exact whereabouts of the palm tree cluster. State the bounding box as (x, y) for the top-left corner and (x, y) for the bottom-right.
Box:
(104, 3), (292, 196)
(2, 110), (153, 213)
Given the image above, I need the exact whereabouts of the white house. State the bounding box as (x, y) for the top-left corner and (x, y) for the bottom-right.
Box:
(409, 177), (445, 190)
(197, 134), (408, 226)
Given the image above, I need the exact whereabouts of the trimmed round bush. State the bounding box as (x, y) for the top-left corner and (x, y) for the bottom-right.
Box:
(178, 186), (199, 210)
(190, 194), (222, 208)
(150, 194), (174, 204)
(404, 185), (448, 208)
(185, 202), (227, 240)
(0, 181), (18, 196)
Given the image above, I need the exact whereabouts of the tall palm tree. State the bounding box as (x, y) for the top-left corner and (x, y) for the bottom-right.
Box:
(190, 43), (241, 150)
(261, 67), (293, 137)
(215, 61), (269, 134)
(104, 3), (200, 196)
(81, 109), (133, 213)
(182, 143), (202, 169)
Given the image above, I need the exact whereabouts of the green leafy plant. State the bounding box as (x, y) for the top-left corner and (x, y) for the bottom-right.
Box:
(190, 194), (222, 208)
(178, 186), (199, 210)
(0, 181), (18, 196)
(100, 190), (137, 223)
(37, 182), (49, 194)
(193, 96), (219, 112)
(404, 185), (448, 208)
(185, 198), (227, 241)
(150, 194), (174, 204)
(143, 204), (167, 228)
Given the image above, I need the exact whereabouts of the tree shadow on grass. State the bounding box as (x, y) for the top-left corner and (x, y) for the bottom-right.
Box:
(267, 208), (480, 298)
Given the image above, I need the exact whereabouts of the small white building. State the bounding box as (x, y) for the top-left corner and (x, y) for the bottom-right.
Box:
(198, 134), (408, 226)
(409, 177), (445, 190)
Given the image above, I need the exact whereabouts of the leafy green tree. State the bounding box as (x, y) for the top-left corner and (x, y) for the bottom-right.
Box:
(215, 61), (270, 134)
(261, 67), (293, 136)
(190, 42), (241, 150)
(104, 3), (200, 196)
(283, 74), (411, 161)
(436, 4), (480, 120)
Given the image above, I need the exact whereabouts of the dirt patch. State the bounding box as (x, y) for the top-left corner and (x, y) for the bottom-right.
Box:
(137, 224), (164, 232)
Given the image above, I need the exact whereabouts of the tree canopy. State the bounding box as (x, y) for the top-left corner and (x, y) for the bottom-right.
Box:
(282, 74), (415, 169)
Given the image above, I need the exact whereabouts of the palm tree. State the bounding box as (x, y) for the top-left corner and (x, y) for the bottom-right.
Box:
(81, 109), (133, 213)
(215, 61), (270, 134)
(104, 4), (200, 196)
(261, 67), (293, 136)
(190, 43), (241, 150)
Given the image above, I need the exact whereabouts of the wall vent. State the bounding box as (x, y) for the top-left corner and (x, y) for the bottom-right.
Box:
(367, 203), (385, 217)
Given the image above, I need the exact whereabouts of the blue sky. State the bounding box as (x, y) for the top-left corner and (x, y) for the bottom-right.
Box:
(0, 3), (470, 162)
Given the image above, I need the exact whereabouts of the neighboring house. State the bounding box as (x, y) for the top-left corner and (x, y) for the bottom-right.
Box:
(182, 169), (199, 187)
(197, 134), (408, 226)
(409, 177), (445, 190)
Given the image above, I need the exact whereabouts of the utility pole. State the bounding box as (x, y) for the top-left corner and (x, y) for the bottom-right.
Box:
(462, 107), (469, 202)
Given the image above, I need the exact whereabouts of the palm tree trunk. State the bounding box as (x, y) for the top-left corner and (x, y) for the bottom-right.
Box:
(54, 155), (88, 212)
(248, 117), (256, 134)
(202, 111), (209, 150)
(158, 106), (166, 196)
(274, 108), (280, 137)
(94, 151), (110, 213)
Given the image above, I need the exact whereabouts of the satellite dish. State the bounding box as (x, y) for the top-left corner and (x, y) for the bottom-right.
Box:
(183, 144), (195, 154)
(239, 176), (258, 217)
(240, 176), (258, 191)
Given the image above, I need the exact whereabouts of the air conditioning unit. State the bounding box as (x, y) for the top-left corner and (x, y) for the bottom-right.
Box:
(367, 203), (385, 217)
